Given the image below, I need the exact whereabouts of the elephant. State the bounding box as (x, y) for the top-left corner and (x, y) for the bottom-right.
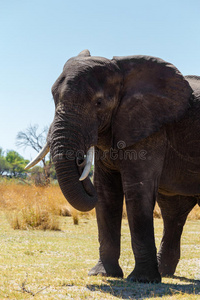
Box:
(25, 50), (200, 283)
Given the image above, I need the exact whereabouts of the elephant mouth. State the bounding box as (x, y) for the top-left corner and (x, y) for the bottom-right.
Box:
(76, 155), (93, 195)
(78, 147), (94, 181)
(78, 164), (94, 197)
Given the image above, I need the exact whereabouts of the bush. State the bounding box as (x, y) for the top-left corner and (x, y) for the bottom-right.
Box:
(7, 206), (60, 230)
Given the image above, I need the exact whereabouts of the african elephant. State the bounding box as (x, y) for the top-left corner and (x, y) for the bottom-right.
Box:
(25, 50), (200, 283)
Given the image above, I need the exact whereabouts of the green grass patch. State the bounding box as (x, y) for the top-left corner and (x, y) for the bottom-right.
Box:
(0, 212), (200, 299)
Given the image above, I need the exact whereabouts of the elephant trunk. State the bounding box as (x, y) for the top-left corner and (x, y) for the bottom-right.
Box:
(50, 118), (97, 212)
(53, 157), (97, 212)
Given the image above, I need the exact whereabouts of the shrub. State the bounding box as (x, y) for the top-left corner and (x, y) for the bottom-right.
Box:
(7, 206), (60, 230)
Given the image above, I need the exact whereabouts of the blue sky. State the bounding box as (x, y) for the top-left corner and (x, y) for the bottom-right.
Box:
(0, 0), (200, 160)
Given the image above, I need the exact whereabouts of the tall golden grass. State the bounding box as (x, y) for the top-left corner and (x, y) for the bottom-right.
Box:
(0, 181), (77, 230)
(0, 181), (199, 230)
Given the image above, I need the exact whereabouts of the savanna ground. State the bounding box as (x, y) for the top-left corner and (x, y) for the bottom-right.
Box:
(0, 180), (200, 299)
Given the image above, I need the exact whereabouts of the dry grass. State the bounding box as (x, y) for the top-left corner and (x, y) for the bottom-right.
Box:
(0, 212), (200, 299)
(0, 181), (200, 231)
(0, 181), (70, 214)
(0, 181), (81, 230)
(7, 207), (60, 230)
(0, 181), (200, 298)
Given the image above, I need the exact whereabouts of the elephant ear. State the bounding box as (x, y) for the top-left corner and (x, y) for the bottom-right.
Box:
(112, 55), (193, 149)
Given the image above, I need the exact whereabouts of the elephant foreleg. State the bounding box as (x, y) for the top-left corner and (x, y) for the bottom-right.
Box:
(157, 193), (197, 276)
(88, 162), (124, 278)
(124, 179), (161, 283)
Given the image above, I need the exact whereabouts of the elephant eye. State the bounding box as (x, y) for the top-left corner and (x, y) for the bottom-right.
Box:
(96, 98), (103, 107)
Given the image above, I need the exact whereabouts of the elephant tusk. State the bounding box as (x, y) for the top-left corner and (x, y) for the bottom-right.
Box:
(79, 147), (94, 181)
(24, 143), (50, 170)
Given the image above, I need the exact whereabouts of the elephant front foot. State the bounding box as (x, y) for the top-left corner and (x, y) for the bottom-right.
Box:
(158, 253), (178, 277)
(158, 266), (175, 277)
(127, 268), (161, 283)
(88, 259), (123, 278)
(158, 261), (177, 277)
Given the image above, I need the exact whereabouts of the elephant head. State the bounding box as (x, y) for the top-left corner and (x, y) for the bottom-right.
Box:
(25, 50), (192, 212)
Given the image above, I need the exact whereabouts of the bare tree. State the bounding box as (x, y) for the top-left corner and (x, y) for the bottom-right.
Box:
(16, 124), (48, 160)
(16, 124), (52, 184)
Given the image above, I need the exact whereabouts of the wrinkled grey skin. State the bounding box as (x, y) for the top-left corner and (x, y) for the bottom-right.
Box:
(48, 50), (200, 283)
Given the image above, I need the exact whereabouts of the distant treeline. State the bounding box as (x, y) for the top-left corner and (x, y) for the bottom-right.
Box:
(0, 147), (56, 185)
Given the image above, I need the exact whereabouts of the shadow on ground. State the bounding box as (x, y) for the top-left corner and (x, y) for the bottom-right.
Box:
(87, 276), (200, 299)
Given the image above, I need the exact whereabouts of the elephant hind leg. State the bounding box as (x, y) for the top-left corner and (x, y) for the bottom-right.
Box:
(157, 194), (197, 276)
